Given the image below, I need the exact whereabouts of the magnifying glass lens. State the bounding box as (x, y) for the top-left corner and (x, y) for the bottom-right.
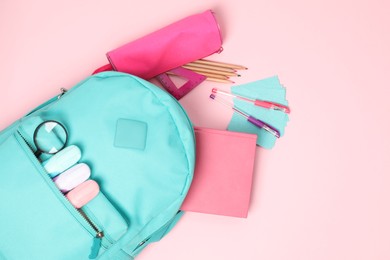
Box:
(34, 121), (67, 154)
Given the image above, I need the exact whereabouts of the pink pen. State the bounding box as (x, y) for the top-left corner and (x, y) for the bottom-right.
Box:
(209, 94), (280, 138)
(211, 88), (290, 113)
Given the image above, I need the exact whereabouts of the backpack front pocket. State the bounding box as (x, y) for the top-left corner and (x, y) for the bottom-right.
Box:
(0, 133), (128, 260)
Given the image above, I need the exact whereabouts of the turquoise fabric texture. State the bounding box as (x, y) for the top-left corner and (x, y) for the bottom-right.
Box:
(227, 76), (290, 149)
(0, 72), (195, 259)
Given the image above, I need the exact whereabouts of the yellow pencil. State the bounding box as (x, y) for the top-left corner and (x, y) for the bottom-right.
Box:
(192, 59), (248, 70)
(167, 72), (234, 84)
(186, 62), (236, 73)
(182, 65), (239, 77)
(205, 78), (235, 84)
(192, 71), (229, 80)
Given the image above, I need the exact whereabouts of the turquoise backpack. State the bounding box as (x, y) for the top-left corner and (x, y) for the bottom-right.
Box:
(0, 72), (196, 259)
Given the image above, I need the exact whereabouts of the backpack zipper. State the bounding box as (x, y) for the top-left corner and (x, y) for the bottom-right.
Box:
(15, 130), (109, 259)
(78, 209), (105, 259)
(58, 88), (68, 99)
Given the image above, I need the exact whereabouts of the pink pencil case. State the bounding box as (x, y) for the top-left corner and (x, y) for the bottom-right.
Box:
(94, 10), (223, 79)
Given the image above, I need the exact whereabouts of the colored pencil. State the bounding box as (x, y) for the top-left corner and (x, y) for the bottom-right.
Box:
(192, 71), (229, 80)
(206, 78), (235, 84)
(166, 72), (234, 84)
(192, 59), (248, 70)
(182, 65), (239, 77)
(186, 62), (236, 73)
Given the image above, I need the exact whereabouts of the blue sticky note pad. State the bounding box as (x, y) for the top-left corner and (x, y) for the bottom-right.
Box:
(227, 76), (289, 149)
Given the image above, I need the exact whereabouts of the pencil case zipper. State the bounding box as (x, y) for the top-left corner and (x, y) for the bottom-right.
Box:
(15, 130), (111, 259)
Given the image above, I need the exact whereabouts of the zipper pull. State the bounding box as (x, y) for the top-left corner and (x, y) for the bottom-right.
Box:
(89, 231), (104, 259)
(58, 88), (68, 99)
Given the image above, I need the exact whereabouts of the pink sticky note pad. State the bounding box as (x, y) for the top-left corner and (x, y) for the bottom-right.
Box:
(181, 127), (257, 218)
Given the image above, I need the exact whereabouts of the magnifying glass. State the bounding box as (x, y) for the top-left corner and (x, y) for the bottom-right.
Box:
(33, 120), (68, 158)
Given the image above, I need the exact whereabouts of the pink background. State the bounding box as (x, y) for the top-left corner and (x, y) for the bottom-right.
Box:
(1, 0), (390, 259)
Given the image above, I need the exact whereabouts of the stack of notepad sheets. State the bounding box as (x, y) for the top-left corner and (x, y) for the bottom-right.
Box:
(181, 127), (257, 218)
(228, 76), (290, 149)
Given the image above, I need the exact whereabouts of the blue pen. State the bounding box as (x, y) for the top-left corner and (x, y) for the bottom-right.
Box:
(210, 93), (280, 138)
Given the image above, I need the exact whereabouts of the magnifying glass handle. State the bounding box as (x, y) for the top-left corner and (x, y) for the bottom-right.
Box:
(34, 150), (43, 161)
